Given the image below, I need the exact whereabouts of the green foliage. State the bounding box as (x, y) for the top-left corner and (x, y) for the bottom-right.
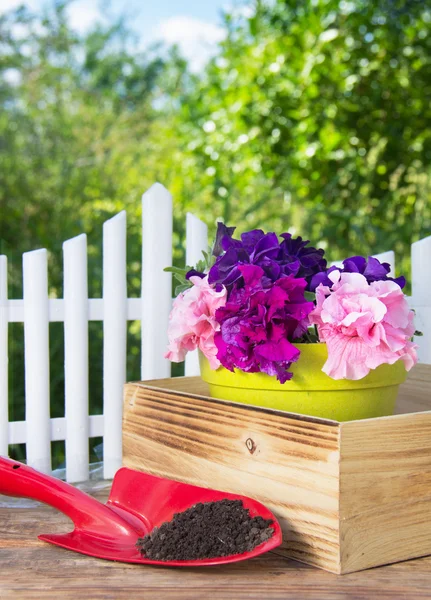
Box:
(1, 0), (430, 462)
(163, 265), (194, 295)
(173, 0), (431, 275)
(164, 246), (216, 295)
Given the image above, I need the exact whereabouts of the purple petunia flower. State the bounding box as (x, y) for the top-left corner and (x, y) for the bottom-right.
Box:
(214, 264), (314, 383)
(185, 269), (205, 280)
(309, 255), (406, 292)
(206, 226), (326, 292)
(212, 222), (236, 257)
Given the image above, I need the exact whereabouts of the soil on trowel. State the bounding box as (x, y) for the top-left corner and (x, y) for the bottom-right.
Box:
(136, 499), (274, 561)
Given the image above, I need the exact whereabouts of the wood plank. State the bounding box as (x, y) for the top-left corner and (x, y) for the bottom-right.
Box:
(340, 410), (431, 574)
(2, 545), (431, 600)
(1, 492), (431, 599)
(130, 376), (339, 426)
(138, 364), (431, 418)
(123, 382), (341, 574)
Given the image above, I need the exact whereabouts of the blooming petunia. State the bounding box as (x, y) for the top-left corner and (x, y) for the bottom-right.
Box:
(214, 264), (314, 383)
(204, 225), (326, 292)
(309, 272), (417, 380)
(309, 255), (406, 292)
(165, 276), (227, 369)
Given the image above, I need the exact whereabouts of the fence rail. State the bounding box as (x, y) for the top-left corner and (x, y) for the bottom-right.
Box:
(1, 182), (430, 482)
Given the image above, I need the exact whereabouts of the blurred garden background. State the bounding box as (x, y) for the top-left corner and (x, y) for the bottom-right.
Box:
(1, 0), (430, 466)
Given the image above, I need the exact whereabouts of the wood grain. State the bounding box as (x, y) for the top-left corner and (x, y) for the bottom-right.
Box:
(1, 490), (431, 599)
(123, 380), (341, 573)
(340, 411), (431, 574)
(339, 364), (431, 573)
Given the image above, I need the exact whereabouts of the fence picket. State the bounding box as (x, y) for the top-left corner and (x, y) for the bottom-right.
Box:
(103, 211), (127, 480)
(411, 235), (431, 364)
(185, 213), (208, 376)
(63, 234), (89, 482)
(0, 256), (8, 455)
(23, 249), (51, 473)
(141, 183), (173, 379)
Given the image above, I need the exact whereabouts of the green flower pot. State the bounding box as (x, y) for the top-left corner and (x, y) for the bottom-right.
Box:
(199, 343), (408, 422)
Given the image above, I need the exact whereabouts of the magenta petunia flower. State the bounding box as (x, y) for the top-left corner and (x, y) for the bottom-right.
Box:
(214, 265), (314, 383)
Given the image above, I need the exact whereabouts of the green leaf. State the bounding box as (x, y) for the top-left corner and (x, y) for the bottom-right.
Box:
(164, 266), (189, 276)
(174, 283), (192, 295)
(195, 259), (206, 272)
(414, 330), (423, 337)
(304, 291), (316, 302)
(173, 273), (186, 284)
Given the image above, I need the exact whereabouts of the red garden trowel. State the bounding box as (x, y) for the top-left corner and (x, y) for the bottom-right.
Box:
(0, 456), (282, 566)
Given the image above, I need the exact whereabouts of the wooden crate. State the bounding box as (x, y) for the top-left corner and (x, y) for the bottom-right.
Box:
(122, 364), (431, 575)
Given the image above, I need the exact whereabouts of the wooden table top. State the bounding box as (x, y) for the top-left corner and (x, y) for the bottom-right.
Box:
(1, 482), (430, 600)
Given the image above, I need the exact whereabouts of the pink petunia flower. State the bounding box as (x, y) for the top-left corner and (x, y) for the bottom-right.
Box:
(309, 271), (417, 380)
(165, 276), (227, 369)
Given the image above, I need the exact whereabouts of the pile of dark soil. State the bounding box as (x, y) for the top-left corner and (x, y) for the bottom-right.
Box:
(136, 499), (274, 561)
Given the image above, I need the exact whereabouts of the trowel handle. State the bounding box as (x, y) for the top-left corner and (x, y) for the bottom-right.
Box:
(0, 456), (137, 539)
(0, 456), (101, 518)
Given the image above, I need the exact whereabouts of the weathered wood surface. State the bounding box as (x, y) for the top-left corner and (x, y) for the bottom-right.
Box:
(340, 411), (431, 573)
(123, 366), (431, 575)
(338, 363), (431, 573)
(1, 489), (431, 600)
(123, 380), (341, 573)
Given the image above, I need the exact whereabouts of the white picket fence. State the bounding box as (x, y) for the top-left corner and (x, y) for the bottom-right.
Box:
(1, 182), (430, 483)
(0, 184), (208, 482)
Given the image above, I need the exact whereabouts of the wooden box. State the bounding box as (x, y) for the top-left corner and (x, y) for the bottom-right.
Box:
(122, 365), (431, 575)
